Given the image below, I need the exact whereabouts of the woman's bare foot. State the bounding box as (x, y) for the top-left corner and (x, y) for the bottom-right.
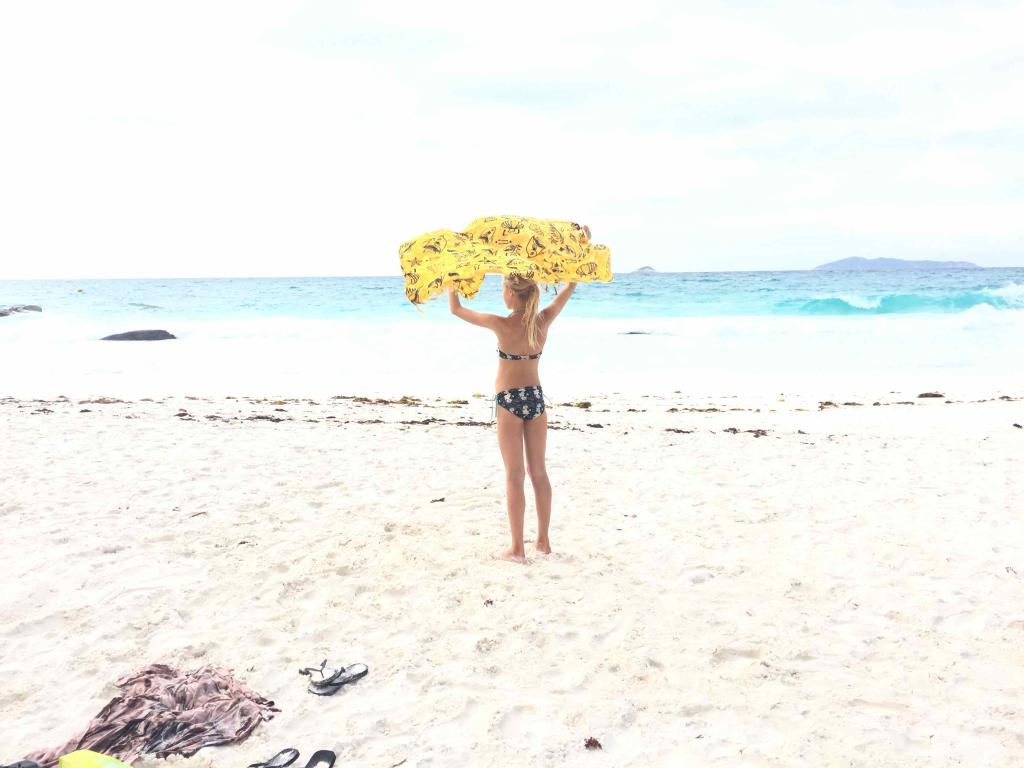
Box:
(533, 539), (552, 555)
(492, 546), (526, 564)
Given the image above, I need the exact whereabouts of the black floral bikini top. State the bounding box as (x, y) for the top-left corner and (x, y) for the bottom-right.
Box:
(498, 349), (542, 361)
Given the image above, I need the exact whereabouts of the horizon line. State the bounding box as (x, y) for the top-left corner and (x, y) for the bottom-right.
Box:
(3, 264), (1018, 283)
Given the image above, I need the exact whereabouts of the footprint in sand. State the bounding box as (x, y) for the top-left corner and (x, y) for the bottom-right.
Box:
(711, 647), (762, 665)
(254, 632), (276, 648)
(680, 564), (721, 585)
(932, 610), (988, 635)
(498, 705), (538, 741)
(678, 703), (714, 717)
(475, 637), (500, 654)
(431, 698), (488, 742)
(848, 698), (909, 711)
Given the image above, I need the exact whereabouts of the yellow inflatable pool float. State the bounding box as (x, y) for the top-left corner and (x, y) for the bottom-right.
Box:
(399, 215), (612, 305)
(59, 751), (132, 768)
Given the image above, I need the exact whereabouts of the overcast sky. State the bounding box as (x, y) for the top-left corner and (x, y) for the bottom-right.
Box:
(1, 1), (1022, 279)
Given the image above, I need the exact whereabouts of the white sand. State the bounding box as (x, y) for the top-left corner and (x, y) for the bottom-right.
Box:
(1, 388), (1023, 767)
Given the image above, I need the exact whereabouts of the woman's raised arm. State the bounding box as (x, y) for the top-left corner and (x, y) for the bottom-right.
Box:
(540, 282), (577, 324)
(449, 289), (502, 329)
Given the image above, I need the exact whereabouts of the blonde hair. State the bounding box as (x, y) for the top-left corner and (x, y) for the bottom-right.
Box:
(506, 275), (542, 351)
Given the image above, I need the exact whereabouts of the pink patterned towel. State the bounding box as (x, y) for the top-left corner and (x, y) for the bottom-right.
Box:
(25, 664), (278, 767)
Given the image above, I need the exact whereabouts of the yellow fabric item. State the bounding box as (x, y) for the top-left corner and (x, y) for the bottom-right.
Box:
(399, 215), (612, 304)
(59, 751), (133, 768)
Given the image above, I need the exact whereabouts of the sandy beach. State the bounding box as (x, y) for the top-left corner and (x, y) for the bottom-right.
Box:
(1, 387), (1022, 767)
(5, 0), (1024, 763)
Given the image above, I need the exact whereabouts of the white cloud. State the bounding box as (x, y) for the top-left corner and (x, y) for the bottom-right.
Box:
(0, 0), (1021, 278)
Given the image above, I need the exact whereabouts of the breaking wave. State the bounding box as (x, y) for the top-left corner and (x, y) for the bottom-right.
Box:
(787, 282), (1024, 315)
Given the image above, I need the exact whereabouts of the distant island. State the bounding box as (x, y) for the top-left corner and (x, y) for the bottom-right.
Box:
(815, 257), (980, 271)
(632, 266), (656, 273)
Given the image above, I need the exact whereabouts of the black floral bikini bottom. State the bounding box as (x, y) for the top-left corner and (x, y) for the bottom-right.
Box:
(495, 385), (545, 421)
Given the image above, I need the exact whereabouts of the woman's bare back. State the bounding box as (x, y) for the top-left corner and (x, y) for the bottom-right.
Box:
(494, 314), (548, 391)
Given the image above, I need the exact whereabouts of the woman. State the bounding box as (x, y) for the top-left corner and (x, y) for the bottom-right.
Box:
(448, 276), (577, 563)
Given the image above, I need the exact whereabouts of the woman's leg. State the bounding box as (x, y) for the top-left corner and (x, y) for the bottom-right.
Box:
(524, 412), (551, 553)
(495, 408), (527, 563)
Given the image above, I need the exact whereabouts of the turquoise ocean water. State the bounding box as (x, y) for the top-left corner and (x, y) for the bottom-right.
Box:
(2, 269), (1022, 397)
(3, 268), (1023, 323)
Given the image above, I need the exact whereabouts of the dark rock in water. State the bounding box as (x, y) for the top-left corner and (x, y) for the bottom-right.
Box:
(621, 331), (652, 335)
(917, 392), (945, 398)
(0, 304), (42, 317)
(101, 329), (176, 341)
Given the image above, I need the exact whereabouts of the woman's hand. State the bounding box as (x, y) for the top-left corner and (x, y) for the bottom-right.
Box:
(448, 289), (502, 329)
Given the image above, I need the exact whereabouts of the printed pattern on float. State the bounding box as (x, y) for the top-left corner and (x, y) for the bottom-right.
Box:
(398, 215), (613, 305)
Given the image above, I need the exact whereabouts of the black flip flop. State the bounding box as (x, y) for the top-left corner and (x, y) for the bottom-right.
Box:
(307, 663), (369, 696)
(301, 751), (336, 768)
(298, 659), (345, 687)
(247, 748), (299, 768)
(2, 762), (41, 768)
